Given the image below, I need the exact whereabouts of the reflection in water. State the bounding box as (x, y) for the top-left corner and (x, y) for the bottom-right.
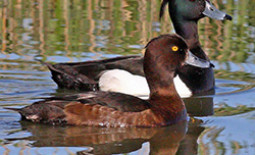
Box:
(4, 119), (205, 155)
(1, 0), (255, 154)
(183, 97), (214, 117)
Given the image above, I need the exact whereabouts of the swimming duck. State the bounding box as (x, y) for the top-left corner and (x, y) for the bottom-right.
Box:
(45, 0), (232, 98)
(8, 34), (209, 127)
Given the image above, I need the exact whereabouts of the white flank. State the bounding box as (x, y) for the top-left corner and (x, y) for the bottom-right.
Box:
(173, 75), (192, 98)
(99, 69), (150, 96)
(99, 69), (192, 98)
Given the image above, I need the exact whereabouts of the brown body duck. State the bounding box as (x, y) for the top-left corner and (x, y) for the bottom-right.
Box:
(45, 0), (232, 98)
(8, 34), (209, 127)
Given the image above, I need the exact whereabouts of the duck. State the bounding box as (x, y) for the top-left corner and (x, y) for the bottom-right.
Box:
(7, 34), (209, 127)
(45, 0), (232, 98)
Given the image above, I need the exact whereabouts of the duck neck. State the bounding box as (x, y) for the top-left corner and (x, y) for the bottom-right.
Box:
(149, 85), (187, 124)
(143, 46), (187, 123)
(173, 20), (200, 49)
(144, 56), (185, 116)
(149, 80), (184, 111)
(149, 72), (178, 99)
(169, 11), (209, 60)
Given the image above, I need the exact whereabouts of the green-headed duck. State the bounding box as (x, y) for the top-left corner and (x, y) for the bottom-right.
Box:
(45, 0), (232, 98)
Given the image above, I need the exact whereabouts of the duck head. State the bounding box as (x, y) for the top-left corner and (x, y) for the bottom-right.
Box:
(144, 34), (209, 95)
(160, 0), (232, 55)
(160, 0), (232, 21)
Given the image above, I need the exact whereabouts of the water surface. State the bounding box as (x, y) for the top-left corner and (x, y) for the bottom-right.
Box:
(0, 0), (255, 154)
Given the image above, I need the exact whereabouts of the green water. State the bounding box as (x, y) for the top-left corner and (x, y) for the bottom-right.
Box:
(0, 0), (255, 154)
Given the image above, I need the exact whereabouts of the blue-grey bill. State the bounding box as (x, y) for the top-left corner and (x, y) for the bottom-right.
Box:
(185, 51), (211, 68)
(203, 1), (232, 21)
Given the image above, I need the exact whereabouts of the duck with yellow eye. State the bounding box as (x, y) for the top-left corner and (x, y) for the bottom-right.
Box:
(168, 43), (210, 68)
(172, 46), (179, 52)
(7, 34), (210, 127)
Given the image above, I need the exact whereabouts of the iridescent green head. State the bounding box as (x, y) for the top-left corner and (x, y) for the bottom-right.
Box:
(160, 0), (232, 21)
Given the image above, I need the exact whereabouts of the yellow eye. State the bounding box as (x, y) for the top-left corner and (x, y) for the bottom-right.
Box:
(172, 46), (179, 51)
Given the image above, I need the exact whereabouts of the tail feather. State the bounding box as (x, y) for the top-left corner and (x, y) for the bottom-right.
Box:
(4, 107), (28, 120)
(4, 107), (22, 113)
(5, 103), (67, 125)
(36, 59), (64, 75)
(42, 62), (63, 74)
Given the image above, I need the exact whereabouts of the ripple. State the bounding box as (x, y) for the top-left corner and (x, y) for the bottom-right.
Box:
(215, 78), (255, 96)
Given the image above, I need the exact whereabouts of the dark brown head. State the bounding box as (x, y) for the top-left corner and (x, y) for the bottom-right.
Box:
(144, 34), (188, 94)
(144, 34), (211, 95)
(145, 34), (187, 68)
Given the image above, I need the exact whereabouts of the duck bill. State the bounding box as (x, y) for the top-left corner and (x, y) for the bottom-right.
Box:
(203, 1), (232, 21)
(185, 51), (211, 68)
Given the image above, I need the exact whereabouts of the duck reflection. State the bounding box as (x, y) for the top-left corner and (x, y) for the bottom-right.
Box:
(182, 89), (215, 117)
(183, 96), (214, 117)
(6, 118), (205, 155)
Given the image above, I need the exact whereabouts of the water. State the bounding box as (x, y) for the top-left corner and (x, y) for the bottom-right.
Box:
(0, 0), (255, 154)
